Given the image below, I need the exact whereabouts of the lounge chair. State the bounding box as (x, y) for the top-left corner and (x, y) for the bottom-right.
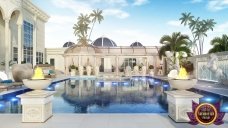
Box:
(0, 71), (23, 91)
(0, 80), (23, 91)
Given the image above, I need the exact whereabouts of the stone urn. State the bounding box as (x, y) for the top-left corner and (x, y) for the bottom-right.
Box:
(168, 79), (197, 90)
(149, 69), (154, 76)
(86, 66), (92, 76)
(79, 66), (84, 76)
(12, 64), (33, 82)
(141, 66), (146, 76)
(70, 69), (76, 76)
(94, 66), (99, 76)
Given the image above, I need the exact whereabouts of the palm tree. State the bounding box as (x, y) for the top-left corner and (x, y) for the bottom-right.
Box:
(77, 35), (90, 46)
(158, 32), (191, 60)
(179, 12), (216, 55)
(77, 13), (90, 25)
(88, 9), (104, 41)
(179, 12), (194, 25)
(208, 34), (228, 53)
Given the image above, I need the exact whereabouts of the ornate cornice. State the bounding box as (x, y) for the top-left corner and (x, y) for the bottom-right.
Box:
(22, 0), (50, 22)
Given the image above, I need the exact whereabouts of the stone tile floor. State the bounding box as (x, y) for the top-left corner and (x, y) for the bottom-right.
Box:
(0, 114), (227, 128)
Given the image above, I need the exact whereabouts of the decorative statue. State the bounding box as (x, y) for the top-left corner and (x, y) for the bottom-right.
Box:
(205, 54), (227, 85)
(133, 66), (139, 75)
(125, 66), (131, 76)
(79, 66), (84, 76)
(141, 66), (146, 76)
(86, 66), (91, 76)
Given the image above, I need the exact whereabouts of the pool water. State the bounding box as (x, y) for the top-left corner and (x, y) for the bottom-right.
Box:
(1, 76), (228, 113)
(0, 77), (169, 113)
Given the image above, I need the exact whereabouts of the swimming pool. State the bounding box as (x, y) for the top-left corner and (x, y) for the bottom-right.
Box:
(0, 76), (169, 113)
(1, 76), (228, 113)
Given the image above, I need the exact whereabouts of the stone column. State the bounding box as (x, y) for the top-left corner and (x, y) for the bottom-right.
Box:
(33, 16), (37, 66)
(17, 91), (55, 123)
(116, 56), (118, 76)
(17, 24), (22, 64)
(165, 90), (203, 122)
(153, 56), (157, 75)
(4, 19), (10, 76)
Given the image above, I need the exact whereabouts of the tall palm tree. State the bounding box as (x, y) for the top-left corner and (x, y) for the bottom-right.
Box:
(208, 34), (228, 53)
(77, 13), (90, 25)
(179, 12), (194, 25)
(88, 9), (104, 40)
(179, 12), (216, 55)
(77, 35), (90, 46)
(158, 32), (191, 60)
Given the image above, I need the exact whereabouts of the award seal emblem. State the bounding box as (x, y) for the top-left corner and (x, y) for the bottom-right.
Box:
(187, 101), (225, 125)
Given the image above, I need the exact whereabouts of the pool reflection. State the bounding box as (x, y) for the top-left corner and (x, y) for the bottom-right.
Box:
(58, 78), (168, 113)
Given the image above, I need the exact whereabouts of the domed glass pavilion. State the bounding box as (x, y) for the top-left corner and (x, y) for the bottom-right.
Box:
(130, 42), (144, 47)
(91, 37), (117, 47)
(47, 37), (163, 75)
(63, 41), (75, 47)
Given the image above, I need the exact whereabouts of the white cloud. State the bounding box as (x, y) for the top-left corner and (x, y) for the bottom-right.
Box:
(51, 0), (92, 14)
(214, 21), (228, 33)
(112, 29), (160, 46)
(207, 0), (228, 11)
(87, 0), (128, 6)
(167, 20), (182, 27)
(48, 15), (75, 25)
(133, 0), (149, 6)
(103, 9), (129, 19)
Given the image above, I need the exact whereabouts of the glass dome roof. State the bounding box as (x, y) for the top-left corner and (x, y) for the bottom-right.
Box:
(91, 37), (117, 47)
(130, 42), (143, 47)
(63, 41), (75, 47)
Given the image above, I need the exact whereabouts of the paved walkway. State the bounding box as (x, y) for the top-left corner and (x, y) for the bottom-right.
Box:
(0, 114), (227, 128)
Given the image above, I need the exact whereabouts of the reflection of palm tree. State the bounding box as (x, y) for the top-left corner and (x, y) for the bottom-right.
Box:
(208, 34), (228, 53)
(89, 9), (104, 41)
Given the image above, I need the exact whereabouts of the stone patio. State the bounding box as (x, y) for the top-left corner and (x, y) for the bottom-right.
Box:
(0, 114), (227, 128)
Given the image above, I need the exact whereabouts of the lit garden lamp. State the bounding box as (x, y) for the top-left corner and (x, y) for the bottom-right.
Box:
(22, 67), (52, 95)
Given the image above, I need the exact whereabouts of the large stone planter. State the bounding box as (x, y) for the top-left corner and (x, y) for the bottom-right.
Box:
(12, 64), (33, 82)
(168, 79), (197, 90)
(94, 66), (99, 76)
(70, 69), (76, 76)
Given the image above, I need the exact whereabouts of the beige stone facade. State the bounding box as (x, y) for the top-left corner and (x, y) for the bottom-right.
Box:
(0, 0), (49, 74)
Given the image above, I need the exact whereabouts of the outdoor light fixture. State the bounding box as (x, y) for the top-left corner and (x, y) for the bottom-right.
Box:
(204, 97), (213, 102)
(10, 98), (18, 102)
(163, 84), (169, 88)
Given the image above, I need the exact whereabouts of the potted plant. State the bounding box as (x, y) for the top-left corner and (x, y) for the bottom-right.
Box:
(148, 65), (154, 76)
(69, 65), (77, 76)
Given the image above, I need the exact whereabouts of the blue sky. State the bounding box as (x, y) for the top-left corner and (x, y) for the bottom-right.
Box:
(32, 0), (228, 53)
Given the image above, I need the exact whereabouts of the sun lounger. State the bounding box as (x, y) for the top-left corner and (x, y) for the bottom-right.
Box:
(0, 82), (23, 91)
